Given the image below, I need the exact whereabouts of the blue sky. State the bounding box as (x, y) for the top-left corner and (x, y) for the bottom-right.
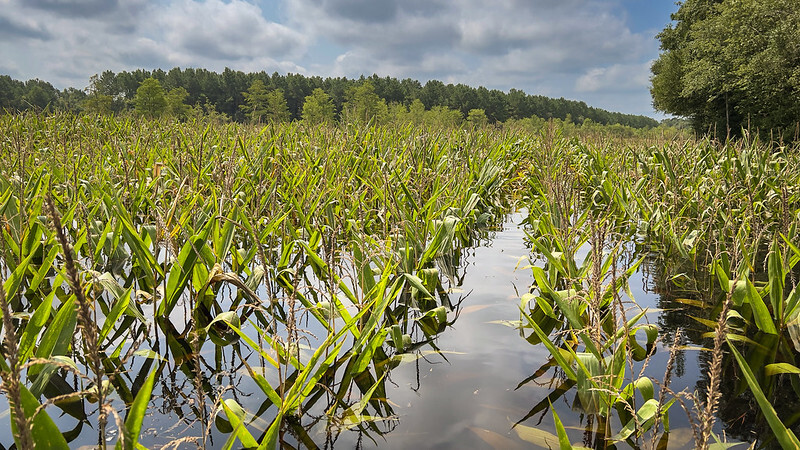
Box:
(0, 0), (679, 118)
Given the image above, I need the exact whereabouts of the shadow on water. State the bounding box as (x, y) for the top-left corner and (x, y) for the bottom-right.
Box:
(0, 212), (789, 449)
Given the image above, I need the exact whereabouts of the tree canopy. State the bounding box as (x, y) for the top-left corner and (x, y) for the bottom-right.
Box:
(0, 68), (661, 129)
(134, 78), (167, 118)
(301, 88), (335, 124)
(241, 79), (270, 122)
(651, 0), (800, 138)
(342, 81), (388, 124)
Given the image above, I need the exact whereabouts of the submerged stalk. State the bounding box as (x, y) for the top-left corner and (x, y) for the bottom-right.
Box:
(0, 275), (33, 450)
(46, 192), (108, 448)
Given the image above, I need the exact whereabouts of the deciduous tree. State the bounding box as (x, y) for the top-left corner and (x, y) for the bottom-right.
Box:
(134, 78), (167, 118)
(467, 109), (489, 128)
(342, 81), (387, 124)
(166, 87), (190, 119)
(301, 88), (335, 124)
(264, 89), (290, 123)
(651, 0), (800, 138)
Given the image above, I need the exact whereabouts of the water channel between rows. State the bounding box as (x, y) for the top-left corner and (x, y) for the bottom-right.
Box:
(328, 211), (743, 449)
(0, 211), (748, 449)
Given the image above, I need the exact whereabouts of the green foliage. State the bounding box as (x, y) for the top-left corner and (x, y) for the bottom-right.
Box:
(187, 99), (229, 123)
(264, 89), (291, 123)
(242, 81), (290, 123)
(342, 81), (388, 124)
(133, 77), (167, 118)
(241, 79), (270, 122)
(729, 343), (800, 448)
(652, 0), (800, 138)
(83, 93), (113, 115)
(0, 75), (24, 110)
(165, 86), (189, 119)
(301, 88), (335, 124)
(1, 69), (660, 128)
(466, 108), (489, 127)
(4, 112), (797, 448)
(20, 79), (58, 111)
(11, 385), (69, 449)
(426, 105), (462, 128)
(0, 114), (518, 448)
(407, 98), (426, 124)
(115, 368), (158, 450)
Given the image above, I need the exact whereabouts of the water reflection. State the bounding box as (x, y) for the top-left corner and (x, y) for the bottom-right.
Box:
(3, 211), (789, 449)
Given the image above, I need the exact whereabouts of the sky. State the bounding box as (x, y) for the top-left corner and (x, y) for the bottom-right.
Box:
(0, 0), (679, 118)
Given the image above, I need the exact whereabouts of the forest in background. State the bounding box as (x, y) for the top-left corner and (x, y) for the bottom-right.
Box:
(0, 68), (661, 129)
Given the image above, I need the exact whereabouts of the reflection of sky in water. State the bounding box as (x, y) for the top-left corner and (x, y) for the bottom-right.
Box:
(333, 212), (744, 449)
(331, 212), (547, 448)
(0, 213), (752, 449)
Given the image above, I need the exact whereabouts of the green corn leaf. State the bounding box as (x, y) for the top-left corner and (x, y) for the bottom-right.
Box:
(258, 411), (283, 450)
(528, 238), (568, 279)
(550, 403), (573, 450)
(419, 216), (458, 267)
(513, 422), (561, 448)
(29, 244), (59, 293)
(100, 287), (133, 344)
(241, 360), (283, 408)
(576, 352), (604, 414)
(765, 363), (800, 376)
(222, 321), (279, 368)
(20, 218), (43, 258)
(403, 273), (434, 300)
(785, 287), (800, 324)
(768, 239), (785, 321)
(601, 309), (649, 353)
(18, 287), (57, 363)
(707, 332), (768, 352)
(31, 296), (77, 379)
(116, 367), (158, 450)
(29, 356), (79, 400)
(117, 212), (162, 288)
(11, 384), (69, 449)
(521, 308), (577, 381)
(3, 250), (36, 306)
(350, 328), (389, 375)
(93, 272), (146, 323)
(743, 278), (777, 334)
(634, 377), (655, 402)
(349, 272), (402, 351)
(612, 398), (659, 442)
(92, 220), (113, 265)
(728, 341), (800, 448)
(215, 208), (237, 261)
(285, 295), (381, 412)
(338, 374), (387, 428)
(220, 399), (259, 450)
(159, 233), (208, 316)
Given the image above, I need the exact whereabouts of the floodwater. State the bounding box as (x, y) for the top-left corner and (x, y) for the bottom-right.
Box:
(330, 212), (750, 449)
(0, 212), (759, 449)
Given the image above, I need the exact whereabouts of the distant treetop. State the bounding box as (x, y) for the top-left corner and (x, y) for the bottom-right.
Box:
(0, 69), (659, 129)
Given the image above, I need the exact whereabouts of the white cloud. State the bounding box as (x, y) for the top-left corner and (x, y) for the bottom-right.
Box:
(575, 61), (653, 93)
(0, 0), (664, 116)
(1, 0), (310, 88)
(331, 50), (467, 80)
(156, 0), (308, 61)
(287, 0), (653, 95)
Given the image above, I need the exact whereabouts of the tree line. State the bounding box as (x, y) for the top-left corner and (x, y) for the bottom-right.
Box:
(651, 0), (800, 139)
(0, 68), (658, 128)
